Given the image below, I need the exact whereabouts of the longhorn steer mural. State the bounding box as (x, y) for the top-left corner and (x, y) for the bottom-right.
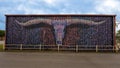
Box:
(15, 17), (106, 45)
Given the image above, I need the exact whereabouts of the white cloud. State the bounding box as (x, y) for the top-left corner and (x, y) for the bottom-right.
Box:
(43, 0), (67, 6)
(15, 0), (71, 14)
(17, 3), (57, 14)
(95, 0), (120, 13)
(17, 4), (46, 14)
(116, 21), (120, 31)
(60, 8), (81, 14)
(43, 0), (56, 5)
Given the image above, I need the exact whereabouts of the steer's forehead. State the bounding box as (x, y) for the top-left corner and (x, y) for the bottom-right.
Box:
(52, 20), (67, 26)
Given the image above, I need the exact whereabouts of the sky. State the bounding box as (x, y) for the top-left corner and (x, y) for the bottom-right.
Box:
(0, 0), (120, 31)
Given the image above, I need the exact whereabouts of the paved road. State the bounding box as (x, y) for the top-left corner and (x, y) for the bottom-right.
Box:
(0, 52), (120, 68)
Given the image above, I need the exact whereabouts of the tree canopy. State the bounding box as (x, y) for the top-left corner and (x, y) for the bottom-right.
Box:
(116, 30), (120, 43)
(0, 30), (5, 37)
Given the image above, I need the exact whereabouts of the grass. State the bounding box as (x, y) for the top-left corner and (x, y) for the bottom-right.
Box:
(0, 44), (3, 51)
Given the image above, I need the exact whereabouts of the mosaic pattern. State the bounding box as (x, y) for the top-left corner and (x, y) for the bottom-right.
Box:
(6, 16), (114, 46)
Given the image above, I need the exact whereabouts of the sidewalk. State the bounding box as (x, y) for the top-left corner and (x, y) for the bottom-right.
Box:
(0, 41), (4, 44)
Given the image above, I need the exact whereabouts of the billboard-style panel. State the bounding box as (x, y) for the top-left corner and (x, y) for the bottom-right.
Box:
(5, 15), (115, 49)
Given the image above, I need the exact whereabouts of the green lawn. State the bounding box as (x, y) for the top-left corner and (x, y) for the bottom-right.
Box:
(0, 44), (3, 51)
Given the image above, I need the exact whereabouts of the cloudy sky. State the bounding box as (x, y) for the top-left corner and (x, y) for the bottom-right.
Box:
(0, 0), (120, 31)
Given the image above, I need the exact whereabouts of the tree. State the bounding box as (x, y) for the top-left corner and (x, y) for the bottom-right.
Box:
(0, 30), (5, 40)
(116, 30), (120, 43)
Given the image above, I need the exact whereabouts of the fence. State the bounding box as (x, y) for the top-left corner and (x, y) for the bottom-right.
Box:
(4, 44), (119, 52)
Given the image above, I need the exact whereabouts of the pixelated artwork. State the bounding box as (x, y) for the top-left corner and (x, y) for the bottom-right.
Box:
(6, 15), (114, 47)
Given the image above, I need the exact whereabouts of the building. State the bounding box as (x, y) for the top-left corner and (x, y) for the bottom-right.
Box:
(5, 14), (116, 51)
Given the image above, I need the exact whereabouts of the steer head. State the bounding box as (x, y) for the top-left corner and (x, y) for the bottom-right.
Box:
(15, 18), (106, 45)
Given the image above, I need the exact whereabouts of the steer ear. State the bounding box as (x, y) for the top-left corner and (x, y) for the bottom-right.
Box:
(15, 18), (52, 27)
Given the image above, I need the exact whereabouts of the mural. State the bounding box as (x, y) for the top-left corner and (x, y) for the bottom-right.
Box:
(6, 15), (114, 47)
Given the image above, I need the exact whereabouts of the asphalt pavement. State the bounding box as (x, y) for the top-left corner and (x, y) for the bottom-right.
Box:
(0, 52), (120, 68)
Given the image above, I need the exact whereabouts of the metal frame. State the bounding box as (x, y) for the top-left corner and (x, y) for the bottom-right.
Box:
(5, 44), (117, 52)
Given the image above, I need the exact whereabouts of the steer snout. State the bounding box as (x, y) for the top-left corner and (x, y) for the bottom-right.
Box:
(52, 21), (67, 45)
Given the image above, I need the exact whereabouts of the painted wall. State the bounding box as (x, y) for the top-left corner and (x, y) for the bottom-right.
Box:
(5, 15), (115, 47)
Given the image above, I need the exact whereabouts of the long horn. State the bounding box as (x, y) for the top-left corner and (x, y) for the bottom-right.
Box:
(15, 18), (52, 26)
(67, 19), (106, 25)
